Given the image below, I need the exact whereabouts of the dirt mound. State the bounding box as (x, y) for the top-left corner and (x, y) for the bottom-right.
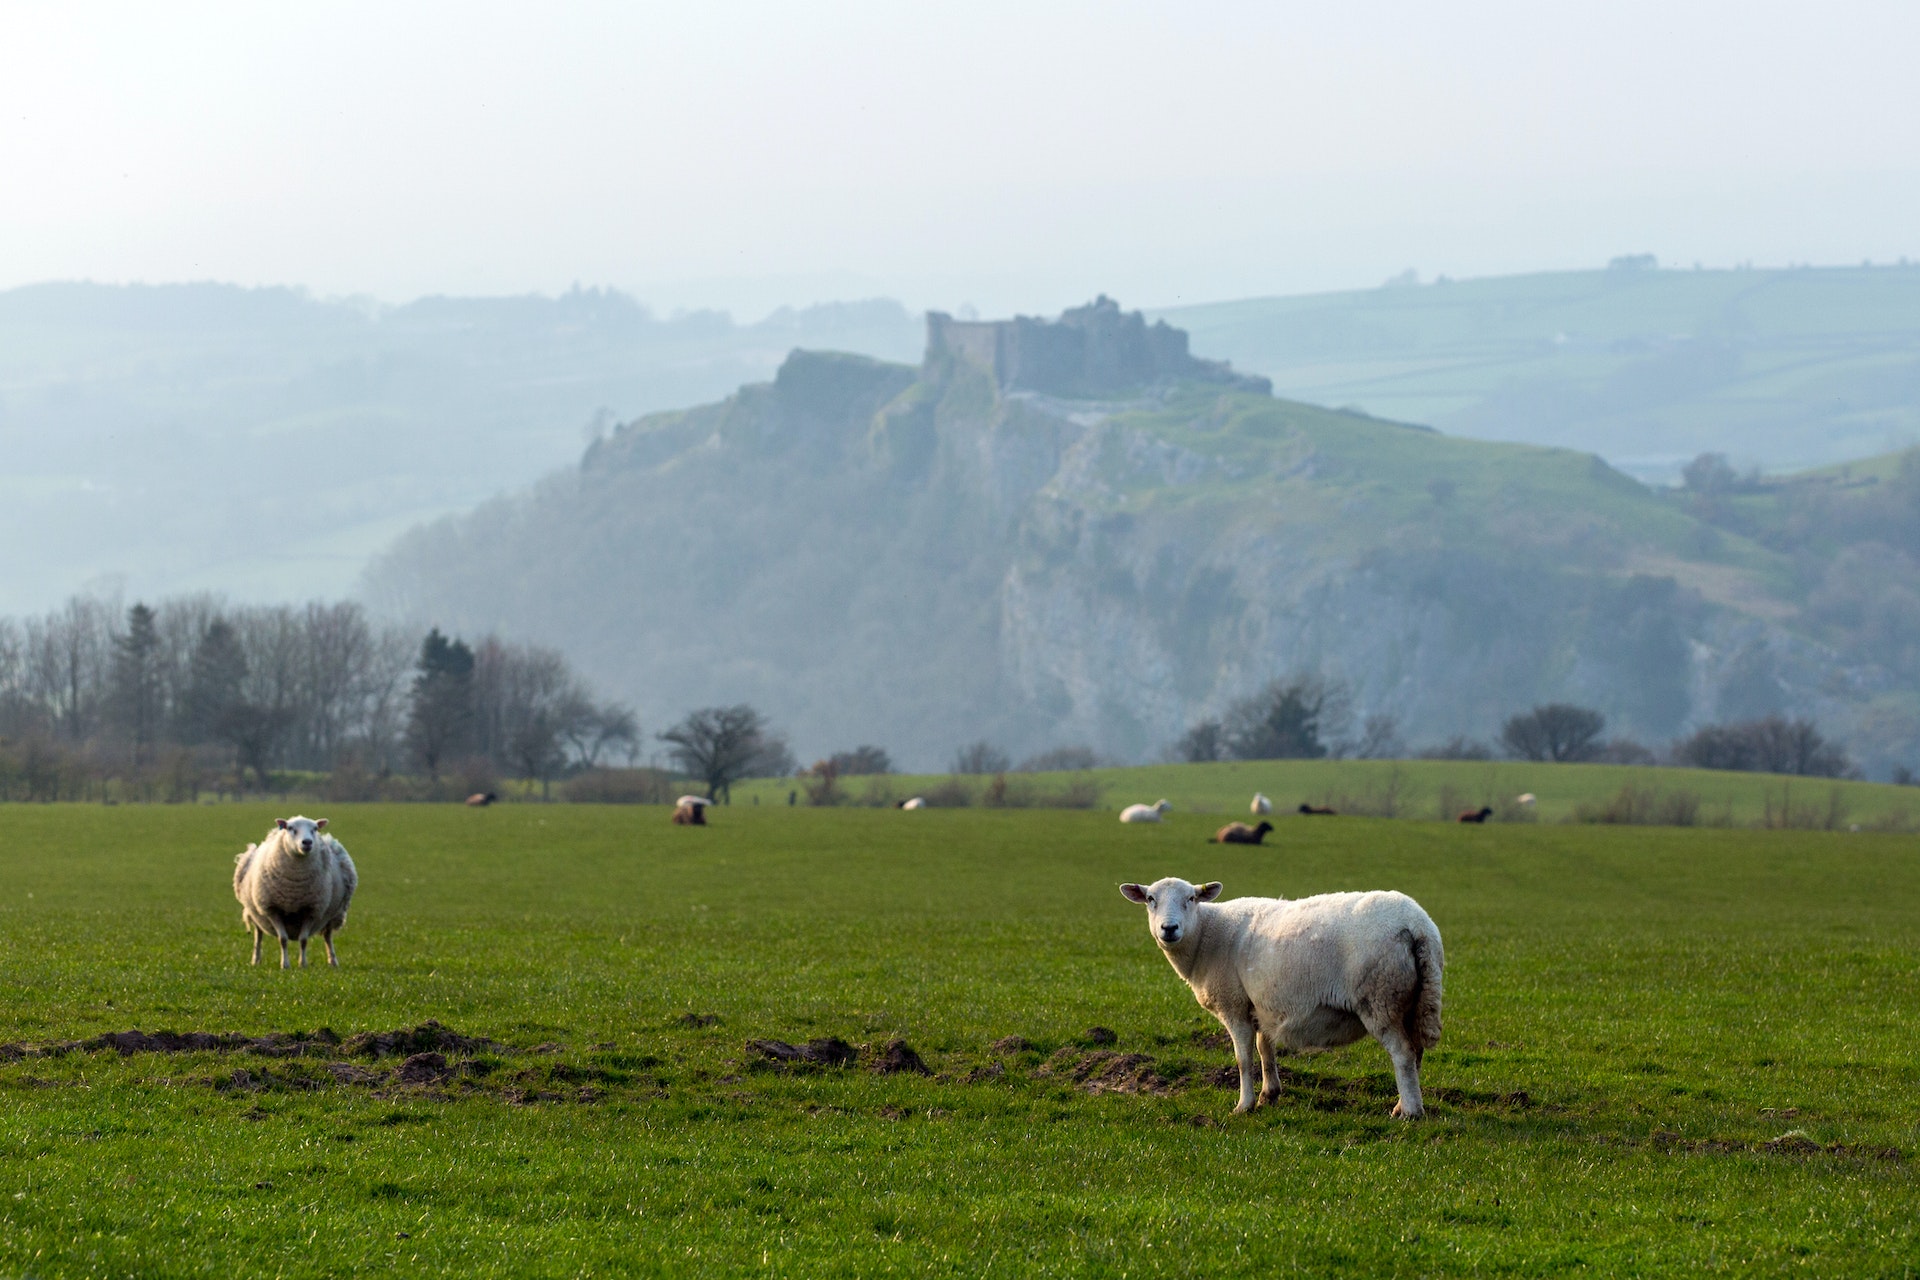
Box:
(341, 1021), (499, 1060)
(393, 1052), (454, 1085)
(0, 1028), (345, 1060)
(1040, 1047), (1170, 1095)
(871, 1039), (931, 1075)
(1082, 1027), (1118, 1046)
(746, 1037), (857, 1067)
(989, 1035), (1033, 1055)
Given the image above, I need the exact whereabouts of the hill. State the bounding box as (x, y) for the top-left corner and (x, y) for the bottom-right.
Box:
(0, 282), (920, 613)
(1155, 261), (1920, 484)
(364, 299), (1920, 773)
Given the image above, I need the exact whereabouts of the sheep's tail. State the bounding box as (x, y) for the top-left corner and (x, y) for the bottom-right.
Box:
(1407, 930), (1444, 1050)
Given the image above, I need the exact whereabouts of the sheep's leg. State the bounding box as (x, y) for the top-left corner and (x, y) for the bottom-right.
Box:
(1372, 1024), (1425, 1119)
(323, 929), (339, 967)
(278, 932), (290, 969)
(298, 937), (309, 968)
(250, 928), (262, 966)
(1222, 1011), (1260, 1114)
(1255, 1028), (1282, 1106)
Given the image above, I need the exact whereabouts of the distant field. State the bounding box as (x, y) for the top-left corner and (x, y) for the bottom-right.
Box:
(1, 804), (1916, 1276)
(734, 758), (1920, 829)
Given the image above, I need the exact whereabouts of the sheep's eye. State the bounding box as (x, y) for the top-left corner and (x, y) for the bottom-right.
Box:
(1146, 896), (1155, 905)
(1187, 895), (1195, 904)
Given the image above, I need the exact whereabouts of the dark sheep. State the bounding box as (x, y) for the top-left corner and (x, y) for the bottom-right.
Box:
(1297, 803), (1337, 816)
(1457, 806), (1494, 823)
(1212, 820), (1275, 845)
(465, 792), (497, 807)
(672, 802), (707, 826)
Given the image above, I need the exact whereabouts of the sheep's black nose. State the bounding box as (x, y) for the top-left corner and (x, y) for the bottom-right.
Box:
(1160, 925), (1179, 940)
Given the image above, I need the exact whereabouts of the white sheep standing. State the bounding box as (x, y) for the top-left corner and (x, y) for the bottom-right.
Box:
(233, 816), (358, 969)
(1118, 876), (1444, 1118)
(1119, 799), (1172, 823)
(1251, 792), (1273, 815)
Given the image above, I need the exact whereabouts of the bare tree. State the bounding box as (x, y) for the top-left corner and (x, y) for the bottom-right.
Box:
(1352, 713), (1405, 760)
(1224, 676), (1348, 761)
(951, 740), (1011, 774)
(1500, 704), (1606, 763)
(660, 704), (782, 802)
(1173, 718), (1225, 763)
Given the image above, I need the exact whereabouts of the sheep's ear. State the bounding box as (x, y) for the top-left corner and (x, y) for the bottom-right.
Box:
(276, 819), (289, 830)
(314, 818), (328, 830)
(1119, 883), (1151, 904)
(1197, 882), (1223, 901)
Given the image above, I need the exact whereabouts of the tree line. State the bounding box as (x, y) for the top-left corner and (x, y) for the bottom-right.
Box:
(0, 594), (638, 798)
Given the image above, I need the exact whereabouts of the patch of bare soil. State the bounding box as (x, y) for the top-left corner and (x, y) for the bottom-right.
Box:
(747, 1037), (858, 1068)
(1039, 1047), (1171, 1096)
(870, 1039), (931, 1076)
(341, 1022), (503, 1059)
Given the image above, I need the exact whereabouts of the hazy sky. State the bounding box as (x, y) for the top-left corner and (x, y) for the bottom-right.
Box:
(5, 0), (1917, 317)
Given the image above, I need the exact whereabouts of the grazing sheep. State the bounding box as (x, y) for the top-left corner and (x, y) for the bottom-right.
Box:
(1516, 793), (1536, 808)
(1457, 806), (1493, 824)
(900, 797), (927, 810)
(233, 816), (357, 969)
(465, 791), (497, 807)
(1119, 799), (1172, 823)
(1297, 803), (1337, 816)
(672, 801), (707, 825)
(1118, 877), (1444, 1118)
(1251, 792), (1273, 815)
(1212, 820), (1274, 845)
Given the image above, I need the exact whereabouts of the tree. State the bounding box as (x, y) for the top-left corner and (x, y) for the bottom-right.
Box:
(1352, 713), (1405, 760)
(406, 628), (475, 781)
(1174, 719), (1225, 763)
(827, 745), (892, 776)
(1500, 704), (1606, 762)
(660, 704), (781, 802)
(107, 603), (164, 765)
(951, 740), (1010, 775)
(1224, 677), (1346, 761)
(1672, 715), (1850, 777)
(182, 619), (246, 745)
(563, 701), (640, 769)
(1682, 452), (1740, 495)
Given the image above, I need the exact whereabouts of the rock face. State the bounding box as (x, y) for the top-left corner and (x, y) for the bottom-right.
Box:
(364, 301), (1905, 770)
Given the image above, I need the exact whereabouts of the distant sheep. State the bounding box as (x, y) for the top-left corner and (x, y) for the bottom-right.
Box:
(899, 797), (927, 810)
(1119, 799), (1172, 823)
(1212, 820), (1274, 845)
(1119, 877), (1444, 1118)
(465, 791), (497, 807)
(1251, 793), (1273, 815)
(1516, 793), (1537, 808)
(672, 801), (707, 825)
(233, 816), (357, 969)
(1297, 803), (1337, 816)
(1457, 806), (1493, 824)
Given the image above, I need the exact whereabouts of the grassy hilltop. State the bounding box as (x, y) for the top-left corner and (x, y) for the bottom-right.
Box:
(1, 803), (1916, 1275)
(1157, 263), (1920, 482)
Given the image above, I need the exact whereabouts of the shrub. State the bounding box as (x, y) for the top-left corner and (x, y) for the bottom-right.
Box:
(1574, 784), (1700, 826)
(564, 768), (680, 804)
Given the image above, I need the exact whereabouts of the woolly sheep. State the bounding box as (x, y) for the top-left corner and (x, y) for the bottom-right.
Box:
(233, 816), (358, 969)
(675, 795), (714, 809)
(1457, 806), (1494, 823)
(1516, 793), (1537, 808)
(1211, 820), (1274, 845)
(900, 797), (927, 810)
(1251, 792), (1273, 815)
(1119, 799), (1172, 823)
(1118, 877), (1444, 1118)
(672, 801), (707, 825)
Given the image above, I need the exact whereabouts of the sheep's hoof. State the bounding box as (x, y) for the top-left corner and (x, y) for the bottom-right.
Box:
(1390, 1101), (1424, 1120)
(1232, 1099), (1255, 1115)
(1259, 1089), (1281, 1107)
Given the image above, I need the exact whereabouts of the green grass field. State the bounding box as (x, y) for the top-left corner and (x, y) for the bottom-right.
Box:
(735, 758), (1920, 830)
(2, 803), (1917, 1276)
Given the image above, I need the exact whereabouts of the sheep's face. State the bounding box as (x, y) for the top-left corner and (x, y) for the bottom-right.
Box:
(275, 816), (328, 856)
(1119, 877), (1222, 948)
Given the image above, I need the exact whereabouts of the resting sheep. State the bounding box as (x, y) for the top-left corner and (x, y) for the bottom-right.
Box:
(1212, 820), (1274, 845)
(233, 816), (357, 969)
(672, 801), (707, 825)
(1297, 803), (1336, 816)
(1118, 877), (1444, 1118)
(1119, 800), (1172, 823)
(899, 797), (927, 810)
(465, 791), (497, 807)
(1457, 806), (1493, 823)
(1251, 792), (1273, 815)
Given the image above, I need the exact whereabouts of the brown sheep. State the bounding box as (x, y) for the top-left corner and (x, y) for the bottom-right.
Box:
(1211, 820), (1274, 845)
(1457, 806), (1493, 824)
(672, 801), (707, 825)
(1297, 803), (1337, 816)
(465, 791), (497, 807)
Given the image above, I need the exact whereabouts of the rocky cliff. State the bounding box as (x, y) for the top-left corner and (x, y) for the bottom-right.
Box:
(363, 300), (1909, 771)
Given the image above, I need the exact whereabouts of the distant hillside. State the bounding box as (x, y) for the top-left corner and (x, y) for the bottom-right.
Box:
(0, 282), (919, 613)
(364, 299), (1920, 775)
(1156, 262), (1920, 483)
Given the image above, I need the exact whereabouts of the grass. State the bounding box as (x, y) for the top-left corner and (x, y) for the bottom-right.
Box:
(1, 802), (1917, 1276)
(735, 758), (1920, 829)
